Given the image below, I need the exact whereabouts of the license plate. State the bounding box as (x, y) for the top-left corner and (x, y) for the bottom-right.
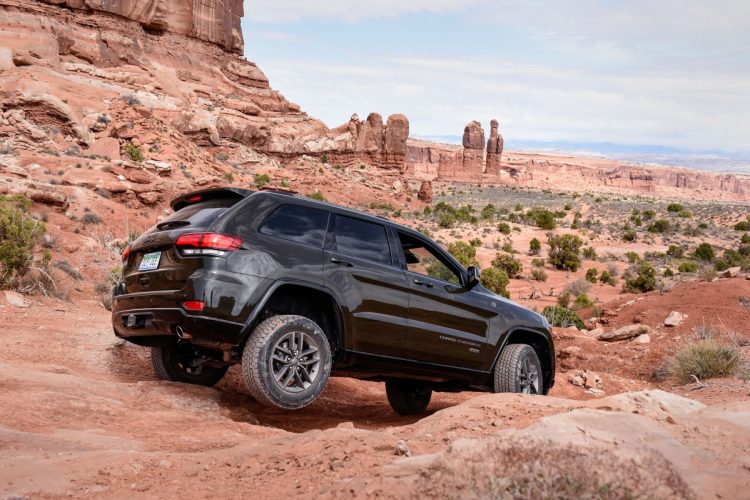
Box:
(139, 251), (161, 271)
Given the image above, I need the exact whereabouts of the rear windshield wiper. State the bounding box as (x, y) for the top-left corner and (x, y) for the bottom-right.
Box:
(156, 220), (191, 231)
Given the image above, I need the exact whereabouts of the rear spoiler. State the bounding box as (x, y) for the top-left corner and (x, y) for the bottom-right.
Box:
(170, 188), (254, 212)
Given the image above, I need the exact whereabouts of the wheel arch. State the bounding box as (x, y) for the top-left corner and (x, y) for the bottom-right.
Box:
(491, 327), (555, 394)
(240, 280), (346, 356)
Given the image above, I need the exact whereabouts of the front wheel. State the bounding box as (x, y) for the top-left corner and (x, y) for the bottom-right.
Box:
(242, 315), (332, 410)
(385, 380), (432, 415)
(494, 344), (543, 394)
(151, 340), (228, 387)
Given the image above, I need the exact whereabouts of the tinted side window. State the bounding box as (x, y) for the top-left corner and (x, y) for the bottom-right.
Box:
(259, 204), (330, 247)
(333, 216), (391, 266)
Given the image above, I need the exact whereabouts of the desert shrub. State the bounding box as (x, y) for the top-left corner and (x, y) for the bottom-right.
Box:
(82, 212), (102, 224)
(666, 202), (684, 213)
(254, 174), (270, 187)
(699, 265), (717, 282)
(121, 94), (141, 106)
(531, 257), (545, 268)
(647, 219), (670, 233)
(469, 238), (483, 247)
(514, 203), (523, 212)
(547, 234), (582, 271)
(677, 210), (692, 218)
(598, 270), (616, 286)
(557, 290), (571, 308)
(622, 229), (637, 242)
(624, 260), (658, 293)
(693, 242), (715, 262)
(585, 268), (598, 283)
(448, 241), (479, 269)
(529, 238), (541, 255)
(433, 202), (476, 228)
(666, 245), (684, 259)
(582, 247), (597, 260)
(0, 195), (47, 287)
(714, 249), (747, 272)
(124, 143), (144, 162)
(53, 260), (82, 280)
(497, 222), (511, 235)
(307, 191), (326, 201)
(630, 214), (642, 226)
(664, 267), (674, 277)
(491, 252), (523, 278)
(530, 267), (548, 282)
(564, 203), (572, 210)
(734, 220), (750, 231)
(526, 207), (556, 230)
(566, 279), (592, 297)
(480, 268), (509, 298)
(573, 293), (594, 310)
(481, 204), (497, 220)
(663, 336), (741, 384)
(678, 261), (698, 273)
(542, 305), (585, 329)
(625, 251), (640, 263)
(642, 209), (656, 219)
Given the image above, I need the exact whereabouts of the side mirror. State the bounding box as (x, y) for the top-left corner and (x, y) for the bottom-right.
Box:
(466, 266), (481, 289)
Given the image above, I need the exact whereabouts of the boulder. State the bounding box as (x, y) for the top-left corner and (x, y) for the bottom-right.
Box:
(88, 137), (121, 160)
(722, 267), (741, 278)
(633, 334), (651, 344)
(599, 324), (651, 342)
(663, 311), (686, 327)
(417, 181), (433, 203)
(4, 290), (30, 308)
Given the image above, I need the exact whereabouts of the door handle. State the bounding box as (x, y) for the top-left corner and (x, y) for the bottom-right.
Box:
(330, 258), (354, 267)
(413, 279), (434, 288)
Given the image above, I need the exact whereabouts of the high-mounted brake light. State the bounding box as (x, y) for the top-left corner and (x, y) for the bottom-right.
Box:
(175, 233), (242, 257)
(121, 244), (132, 263)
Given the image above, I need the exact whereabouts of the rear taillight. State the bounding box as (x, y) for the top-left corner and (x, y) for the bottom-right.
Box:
(175, 232), (242, 257)
(182, 301), (205, 312)
(121, 244), (131, 263)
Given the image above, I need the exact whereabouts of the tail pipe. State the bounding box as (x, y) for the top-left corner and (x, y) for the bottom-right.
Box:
(175, 325), (192, 340)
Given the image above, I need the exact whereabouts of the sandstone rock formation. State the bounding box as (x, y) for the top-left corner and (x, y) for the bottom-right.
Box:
(485, 119), (504, 175)
(417, 180), (433, 203)
(461, 120), (485, 178)
(328, 112), (409, 169)
(37, 0), (245, 53)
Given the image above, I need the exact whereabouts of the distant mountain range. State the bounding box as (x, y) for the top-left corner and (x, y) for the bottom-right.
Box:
(414, 135), (750, 175)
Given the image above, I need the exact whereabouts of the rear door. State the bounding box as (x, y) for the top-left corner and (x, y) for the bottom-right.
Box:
(396, 231), (493, 369)
(324, 215), (411, 357)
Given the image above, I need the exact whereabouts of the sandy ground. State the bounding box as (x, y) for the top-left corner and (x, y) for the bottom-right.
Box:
(1, 281), (749, 498)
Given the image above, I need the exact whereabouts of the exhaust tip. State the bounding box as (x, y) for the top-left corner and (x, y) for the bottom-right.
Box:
(175, 326), (191, 339)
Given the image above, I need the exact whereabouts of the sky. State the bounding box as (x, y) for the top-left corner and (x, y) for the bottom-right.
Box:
(242, 1), (750, 154)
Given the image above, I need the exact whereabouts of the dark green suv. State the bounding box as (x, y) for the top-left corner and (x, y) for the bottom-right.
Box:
(113, 188), (555, 414)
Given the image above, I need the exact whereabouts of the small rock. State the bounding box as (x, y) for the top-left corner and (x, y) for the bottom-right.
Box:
(569, 374), (585, 387)
(599, 324), (651, 342)
(722, 267), (741, 278)
(666, 416), (677, 424)
(394, 440), (411, 457)
(4, 290), (30, 308)
(633, 334), (651, 344)
(664, 311), (686, 327)
(586, 327), (604, 338)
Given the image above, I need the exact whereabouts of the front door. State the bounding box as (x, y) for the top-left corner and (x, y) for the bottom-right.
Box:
(324, 215), (410, 357)
(396, 231), (492, 369)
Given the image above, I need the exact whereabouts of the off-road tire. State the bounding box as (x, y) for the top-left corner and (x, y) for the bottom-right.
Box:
(493, 343), (543, 394)
(242, 315), (332, 410)
(151, 340), (228, 387)
(385, 380), (432, 415)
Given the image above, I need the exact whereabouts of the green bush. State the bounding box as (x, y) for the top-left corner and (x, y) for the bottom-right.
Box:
(0, 195), (46, 287)
(530, 267), (548, 282)
(526, 207), (556, 230)
(622, 229), (637, 242)
(497, 222), (511, 235)
(547, 234), (582, 271)
(625, 251), (640, 263)
(448, 241), (479, 269)
(557, 289), (571, 308)
(734, 221), (750, 231)
(678, 261), (698, 273)
(647, 219), (670, 233)
(599, 270), (616, 286)
(531, 257), (545, 267)
(124, 143), (144, 162)
(529, 238), (541, 255)
(481, 204), (497, 220)
(582, 247), (597, 260)
(666, 245), (684, 259)
(541, 305), (585, 329)
(664, 267), (674, 277)
(693, 242), (715, 262)
(307, 191), (326, 201)
(625, 260), (658, 293)
(254, 174), (270, 187)
(585, 268), (598, 283)
(714, 249), (748, 272)
(469, 238), (482, 247)
(677, 210), (692, 218)
(573, 293), (594, 310)
(491, 252), (523, 278)
(480, 268), (509, 298)
(666, 202), (684, 213)
(665, 337), (740, 384)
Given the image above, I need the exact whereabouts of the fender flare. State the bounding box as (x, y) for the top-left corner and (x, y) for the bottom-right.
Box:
(489, 326), (556, 393)
(238, 278), (347, 349)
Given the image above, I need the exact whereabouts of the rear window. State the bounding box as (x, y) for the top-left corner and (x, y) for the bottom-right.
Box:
(259, 204), (330, 247)
(158, 199), (236, 230)
(333, 215), (391, 266)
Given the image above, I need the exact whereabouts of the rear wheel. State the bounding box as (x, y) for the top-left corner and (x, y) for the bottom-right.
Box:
(242, 315), (332, 410)
(151, 340), (228, 387)
(385, 380), (432, 415)
(493, 344), (543, 394)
